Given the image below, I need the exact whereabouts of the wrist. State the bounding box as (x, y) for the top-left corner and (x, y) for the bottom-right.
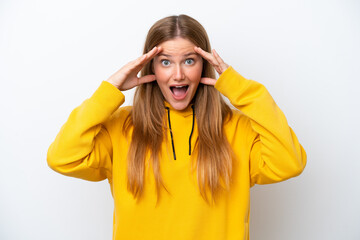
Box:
(105, 79), (121, 90)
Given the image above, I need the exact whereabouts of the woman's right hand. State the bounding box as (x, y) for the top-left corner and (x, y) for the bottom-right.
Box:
(106, 46), (162, 91)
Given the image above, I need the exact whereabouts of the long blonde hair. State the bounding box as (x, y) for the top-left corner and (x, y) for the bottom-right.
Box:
(123, 14), (233, 205)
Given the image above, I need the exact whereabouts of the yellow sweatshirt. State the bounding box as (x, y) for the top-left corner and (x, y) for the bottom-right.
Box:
(47, 66), (306, 240)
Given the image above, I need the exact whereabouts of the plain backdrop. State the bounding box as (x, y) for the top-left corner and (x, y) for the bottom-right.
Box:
(1, 0), (359, 239)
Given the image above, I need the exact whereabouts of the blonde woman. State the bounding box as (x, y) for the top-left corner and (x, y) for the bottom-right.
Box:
(47, 14), (306, 240)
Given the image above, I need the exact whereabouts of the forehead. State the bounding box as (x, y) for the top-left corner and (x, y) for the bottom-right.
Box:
(157, 38), (196, 56)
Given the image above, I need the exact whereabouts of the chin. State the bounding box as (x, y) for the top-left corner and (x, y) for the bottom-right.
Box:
(169, 100), (190, 111)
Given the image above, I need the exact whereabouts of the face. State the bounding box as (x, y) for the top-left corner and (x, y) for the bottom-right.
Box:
(153, 37), (203, 111)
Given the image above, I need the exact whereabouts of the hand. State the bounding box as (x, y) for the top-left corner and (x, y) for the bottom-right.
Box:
(194, 47), (229, 86)
(106, 46), (162, 91)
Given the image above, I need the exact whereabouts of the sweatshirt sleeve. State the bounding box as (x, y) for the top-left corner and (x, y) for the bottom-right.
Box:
(215, 66), (307, 186)
(47, 81), (125, 181)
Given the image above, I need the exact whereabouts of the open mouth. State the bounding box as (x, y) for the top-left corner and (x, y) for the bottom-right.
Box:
(170, 85), (189, 99)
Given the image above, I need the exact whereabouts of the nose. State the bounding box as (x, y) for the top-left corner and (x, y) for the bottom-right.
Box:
(173, 65), (185, 81)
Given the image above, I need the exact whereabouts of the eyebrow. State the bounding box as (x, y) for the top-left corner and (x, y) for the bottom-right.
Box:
(158, 52), (197, 57)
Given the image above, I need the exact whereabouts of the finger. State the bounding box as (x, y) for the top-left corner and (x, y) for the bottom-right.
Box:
(194, 46), (216, 63)
(194, 47), (222, 73)
(132, 47), (157, 68)
(210, 49), (225, 73)
(142, 46), (162, 63)
(130, 46), (162, 73)
(200, 77), (217, 86)
(137, 74), (156, 85)
(212, 49), (229, 73)
(120, 74), (156, 91)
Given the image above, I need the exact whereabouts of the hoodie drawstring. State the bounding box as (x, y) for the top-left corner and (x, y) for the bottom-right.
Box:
(189, 105), (195, 155)
(165, 106), (195, 161)
(165, 107), (176, 160)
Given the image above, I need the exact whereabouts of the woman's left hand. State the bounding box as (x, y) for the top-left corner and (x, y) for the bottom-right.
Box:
(194, 46), (229, 86)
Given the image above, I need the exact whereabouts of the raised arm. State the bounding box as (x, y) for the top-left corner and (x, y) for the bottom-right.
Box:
(47, 46), (162, 181)
(194, 47), (307, 186)
(47, 81), (124, 181)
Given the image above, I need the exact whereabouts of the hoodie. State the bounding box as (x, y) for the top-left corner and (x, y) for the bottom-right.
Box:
(47, 66), (306, 240)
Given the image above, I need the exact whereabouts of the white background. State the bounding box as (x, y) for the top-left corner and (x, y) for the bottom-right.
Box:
(1, 0), (359, 239)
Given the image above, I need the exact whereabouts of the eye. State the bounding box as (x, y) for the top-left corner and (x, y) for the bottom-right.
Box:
(161, 59), (170, 66)
(185, 58), (194, 65)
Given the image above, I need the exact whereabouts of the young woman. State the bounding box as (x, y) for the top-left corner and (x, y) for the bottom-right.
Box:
(47, 14), (306, 240)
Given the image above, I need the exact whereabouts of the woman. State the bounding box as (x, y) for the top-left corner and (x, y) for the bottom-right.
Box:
(47, 14), (306, 240)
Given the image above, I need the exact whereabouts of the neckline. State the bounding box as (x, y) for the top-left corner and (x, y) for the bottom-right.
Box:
(164, 101), (194, 117)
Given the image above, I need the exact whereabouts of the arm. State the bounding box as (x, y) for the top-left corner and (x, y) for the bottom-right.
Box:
(215, 66), (307, 186)
(47, 81), (125, 181)
(47, 46), (163, 181)
(194, 47), (306, 186)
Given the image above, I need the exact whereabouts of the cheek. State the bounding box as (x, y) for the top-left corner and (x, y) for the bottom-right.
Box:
(154, 66), (169, 83)
(188, 65), (203, 82)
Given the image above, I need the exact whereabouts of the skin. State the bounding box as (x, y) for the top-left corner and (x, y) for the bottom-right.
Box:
(106, 37), (230, 110)
(153, 37), (203, 110)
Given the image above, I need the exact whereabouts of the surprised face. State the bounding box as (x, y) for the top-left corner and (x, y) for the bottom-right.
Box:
(153, 37), (203, 111)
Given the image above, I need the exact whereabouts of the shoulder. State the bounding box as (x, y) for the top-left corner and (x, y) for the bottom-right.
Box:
(228, 107), (248, 125)
(112, 105), (132, 119)
(103, 105), (133, 128)
(224, 107), (257, 141)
